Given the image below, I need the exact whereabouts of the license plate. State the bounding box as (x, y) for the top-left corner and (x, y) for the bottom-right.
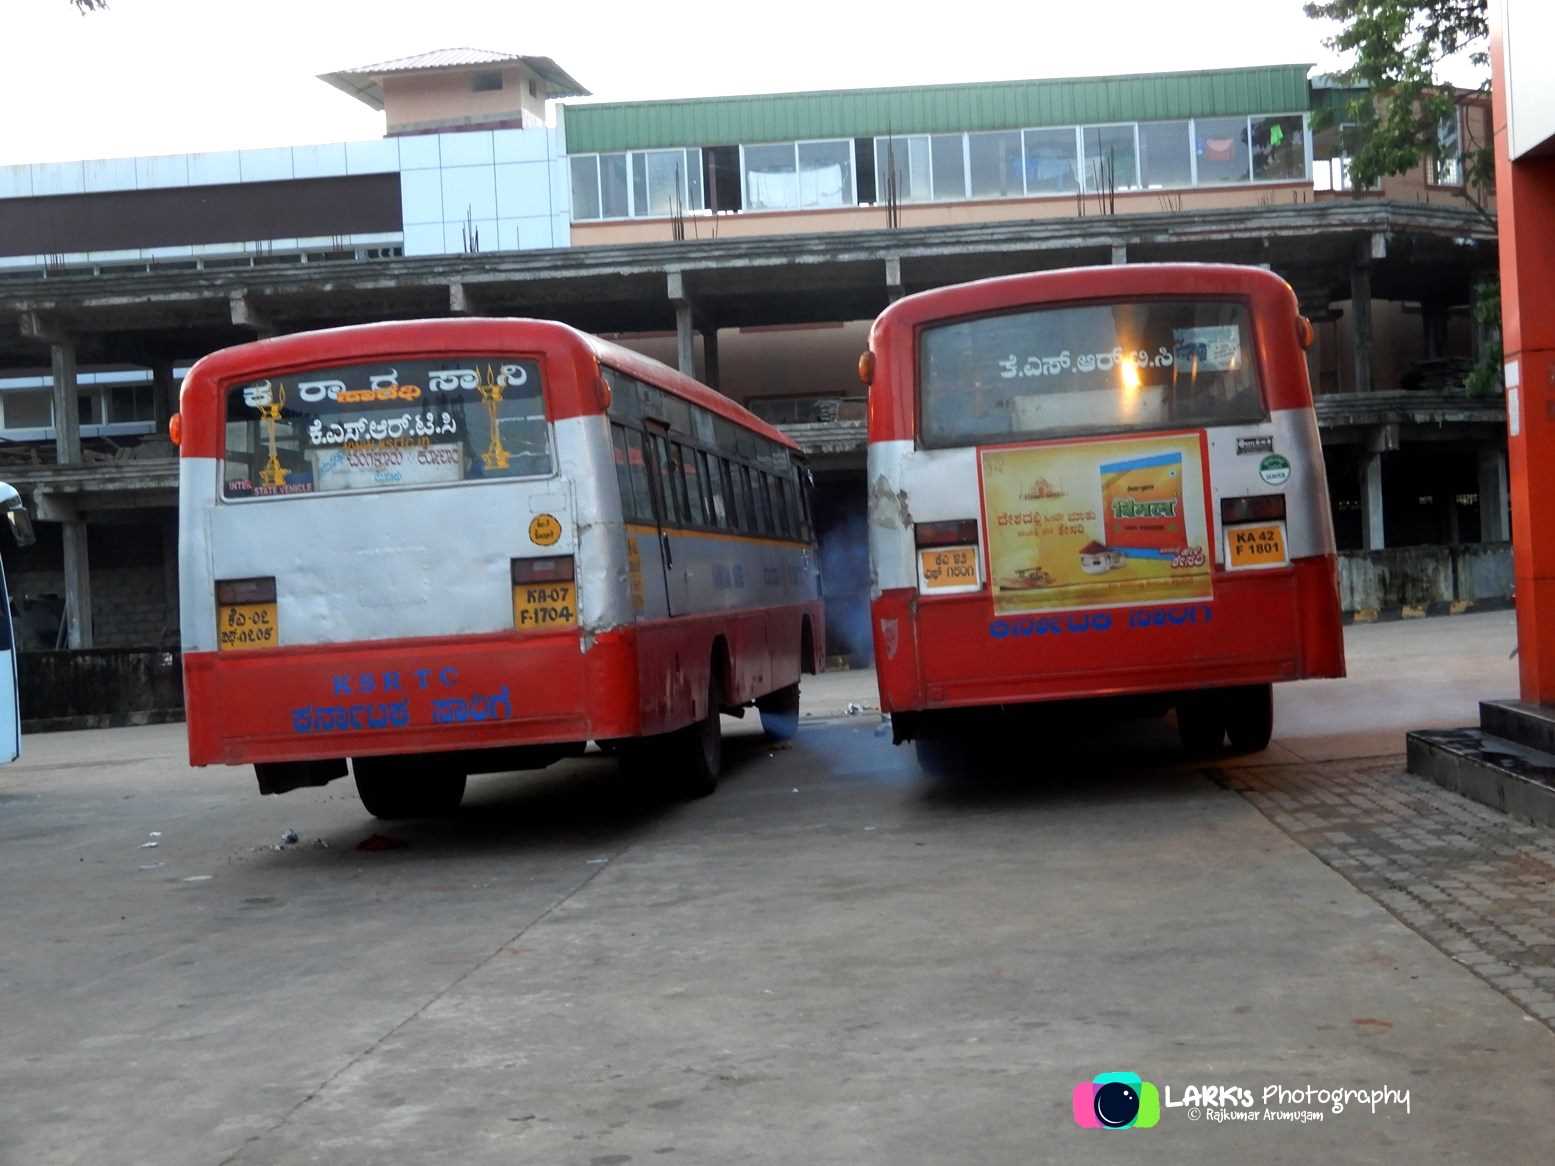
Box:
(919, 546), (980, 592)
(1227, 524), (1287, 568)
(513, 582), (577, 630)
(217, 602), (278, 651)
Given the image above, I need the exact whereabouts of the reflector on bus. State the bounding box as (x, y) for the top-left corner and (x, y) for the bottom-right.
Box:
(1220, 495), (1287, 525)
(914, 520), (979, 548)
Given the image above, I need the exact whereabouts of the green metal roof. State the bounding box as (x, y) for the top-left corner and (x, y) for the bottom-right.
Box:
(563, 64), (1314, 154)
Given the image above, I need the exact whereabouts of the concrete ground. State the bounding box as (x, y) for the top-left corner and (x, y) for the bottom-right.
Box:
(3, 611), (1553, 1164)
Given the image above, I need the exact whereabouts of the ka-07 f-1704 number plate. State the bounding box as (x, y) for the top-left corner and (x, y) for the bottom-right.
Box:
(513, 582), (577, 630)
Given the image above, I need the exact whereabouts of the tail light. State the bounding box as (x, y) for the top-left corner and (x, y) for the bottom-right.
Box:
(914, 520), (979, 548)
(216, 576), (276, 605)
(512, 555), (574, 584)
(1220, 495), (1286, 526)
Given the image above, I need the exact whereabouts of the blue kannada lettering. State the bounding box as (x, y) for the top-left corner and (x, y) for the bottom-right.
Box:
(291, 699), (411, 734)
(430, 686), (514, 725)
(989, 612), (1114, 639)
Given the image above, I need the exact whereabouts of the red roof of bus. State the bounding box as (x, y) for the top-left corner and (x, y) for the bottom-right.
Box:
(176, 317), (798, 458)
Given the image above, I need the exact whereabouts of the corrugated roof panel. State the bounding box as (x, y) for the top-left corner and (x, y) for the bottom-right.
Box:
(564, 64), (1313, 154)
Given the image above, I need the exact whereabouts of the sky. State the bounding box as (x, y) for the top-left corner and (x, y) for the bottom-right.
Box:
(0, 0), (1484, 166)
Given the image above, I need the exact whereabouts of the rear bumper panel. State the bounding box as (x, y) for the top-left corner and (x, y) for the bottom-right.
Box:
(872, 554), (1345, 714)
(184, 628), (640, 766)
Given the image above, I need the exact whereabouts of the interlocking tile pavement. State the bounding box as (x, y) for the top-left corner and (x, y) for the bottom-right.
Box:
(1219, 758), (1555, 1028)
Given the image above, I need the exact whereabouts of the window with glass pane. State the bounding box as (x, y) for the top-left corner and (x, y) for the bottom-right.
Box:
(874, 136), (930, 202)
(1195, 117), (1250, 184)
(222, 358), (552, 500)
(1139, 121), (1191, 188)
(931, 134), (966, 200)
(1251, 115), (1306, 181)
(111, 383), (155, 423)
(720, 460), (741, 529)
(637, 149), (688, 216)
(678, 443), (707, 524)
(601, 153), (629, 217)
(685, 148), (705, 209)
(744, 143), (799, 210)
(79, 391), (102, 426)
(701, 451), (727, 526)
(968, 131), (1024, 198)
(1082, 125), (1139, 191)
(1434, 113), (1463, 185)
(919, 300), (1265, 448)
(2, 390), (51, 428)
(624, 429), (654, 519)
(797, 140), (852, 207)
(570, 157), (601, 220)
(611, 425), (640, 521)
(1023, 128), (1078, 194)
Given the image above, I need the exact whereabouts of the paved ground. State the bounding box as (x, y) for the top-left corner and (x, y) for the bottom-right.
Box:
(3, 611), (1553, 1164)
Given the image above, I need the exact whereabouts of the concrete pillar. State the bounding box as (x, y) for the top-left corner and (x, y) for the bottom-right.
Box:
(1350, 258), (1374, 394)
(151, 359), (176, 434)
(1442, 491), (1461, 545)
(885, 256), (904, 303)
(1421, 301), (1450, 361)
(161, 511), (179, 643)
(50, 337), (81, 465)
(1479, 443), (1510, 542)
(674, 301), (695, 378)
(1361, 451), (1386, 550)
(701, 328), (720, 390)
(62, 517), (92, 649)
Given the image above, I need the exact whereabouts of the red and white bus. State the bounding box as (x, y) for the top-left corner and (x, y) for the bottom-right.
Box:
(862, 264), (1344, 764)
(177, 318), (823, 817)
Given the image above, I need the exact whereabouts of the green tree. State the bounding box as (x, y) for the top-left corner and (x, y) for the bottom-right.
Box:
(72, 1), (108, 10)
(1305, 0), (1492, 202)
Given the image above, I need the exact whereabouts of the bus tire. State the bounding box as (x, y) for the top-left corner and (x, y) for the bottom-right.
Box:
(1176, 696), (1226, 756)
(353, 757), (466, 820)
(914, 735), (974, 778)
(1224, 684), (1274, 754)
(757, 681), (800, 741)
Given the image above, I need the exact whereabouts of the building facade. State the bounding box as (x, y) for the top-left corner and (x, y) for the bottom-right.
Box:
(0, 53), (1507, 683)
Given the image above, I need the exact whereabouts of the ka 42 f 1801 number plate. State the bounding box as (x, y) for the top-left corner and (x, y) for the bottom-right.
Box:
(513, 582), (577, 630)
(918, 546), (980, 593)
(1226, 524), (1287, 568)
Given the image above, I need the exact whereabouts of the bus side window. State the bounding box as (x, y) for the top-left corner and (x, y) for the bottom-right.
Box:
(662, 439), (690, 525)
(719, 458), (742, 531)
(772, 476), (792, 538)
(751, 469), (773, 534)
(610, 424), (637, 521)
(678, 442), (707, 527)
(699, 450), (726, 527)
(643, 432), (672, 523)
(735, 466), (756, 533)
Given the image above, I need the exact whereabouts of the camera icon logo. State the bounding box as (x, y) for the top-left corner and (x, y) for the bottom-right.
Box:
(1072, 1071), (1161, 1129)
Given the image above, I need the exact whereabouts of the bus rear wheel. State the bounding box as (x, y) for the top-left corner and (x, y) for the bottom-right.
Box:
(352, 757), (466, 820)
(1224, 684), (1275, 754)
(757, 681), (800, 741)
(1176, 696), (1226, 756)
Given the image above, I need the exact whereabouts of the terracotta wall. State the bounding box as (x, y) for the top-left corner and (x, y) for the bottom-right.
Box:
(572, 182), (1314, 247)
(383, 67), (546, 132)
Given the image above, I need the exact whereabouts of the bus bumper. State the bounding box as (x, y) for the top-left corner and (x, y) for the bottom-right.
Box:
(871, 554), (1346, 716)
(182, 628), (641, 767)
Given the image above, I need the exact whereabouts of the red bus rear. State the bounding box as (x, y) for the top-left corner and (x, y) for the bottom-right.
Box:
(863, 264), (1344, 758)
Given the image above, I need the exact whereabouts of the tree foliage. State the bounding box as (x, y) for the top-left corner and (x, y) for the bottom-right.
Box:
(72, 1), (108, 10)
(1305, 0), (1492, 197)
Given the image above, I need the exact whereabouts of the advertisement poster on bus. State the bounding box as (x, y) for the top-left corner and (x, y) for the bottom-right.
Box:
(980, 432), (1213, 615)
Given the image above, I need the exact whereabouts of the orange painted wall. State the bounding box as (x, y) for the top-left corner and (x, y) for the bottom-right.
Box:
(383, 67), (546, 133)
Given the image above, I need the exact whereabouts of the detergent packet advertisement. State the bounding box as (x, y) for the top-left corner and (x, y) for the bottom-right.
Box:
(981, 432), (1213, 614)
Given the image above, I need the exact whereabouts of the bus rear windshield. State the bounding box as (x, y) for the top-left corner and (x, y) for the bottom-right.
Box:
(223, 357), (550, 499)
(918, 299), (1264, 447)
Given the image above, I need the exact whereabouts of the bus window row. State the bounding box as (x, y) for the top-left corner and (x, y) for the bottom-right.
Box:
(611, 421), (812, 543)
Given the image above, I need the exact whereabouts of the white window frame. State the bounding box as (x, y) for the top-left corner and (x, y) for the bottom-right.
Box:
(1245, 112), (1312, 184)
(871, 134), (932, 206)
(1079, 121), (1143, 192)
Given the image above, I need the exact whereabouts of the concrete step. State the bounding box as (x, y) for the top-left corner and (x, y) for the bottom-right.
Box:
(1480, 699), (1555, 754)
(1407, 727), (1555, 827)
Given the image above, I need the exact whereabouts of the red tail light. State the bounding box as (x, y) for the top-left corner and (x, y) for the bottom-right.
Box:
(216, 576), (276, 605)
(1221, 495), (1286, 525)
(914, 520), (979, 548)
(512, 555), (575, 584)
